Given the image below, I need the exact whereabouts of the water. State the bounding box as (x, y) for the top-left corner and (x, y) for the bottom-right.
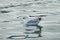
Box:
(0, 0), (60, 40)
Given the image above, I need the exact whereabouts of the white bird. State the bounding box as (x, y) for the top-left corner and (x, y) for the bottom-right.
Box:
(23, 15), (42, 26)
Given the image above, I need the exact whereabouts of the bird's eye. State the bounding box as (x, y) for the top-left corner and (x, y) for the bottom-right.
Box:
(39, 18), (41, 20)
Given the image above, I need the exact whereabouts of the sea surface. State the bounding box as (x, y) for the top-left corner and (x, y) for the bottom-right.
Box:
(0, 0), (60, 40)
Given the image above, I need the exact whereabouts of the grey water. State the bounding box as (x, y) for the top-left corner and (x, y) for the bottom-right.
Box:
(0, 0), (60, 40)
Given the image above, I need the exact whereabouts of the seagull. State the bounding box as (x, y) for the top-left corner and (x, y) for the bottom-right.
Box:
(23, 15), (42, 26)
